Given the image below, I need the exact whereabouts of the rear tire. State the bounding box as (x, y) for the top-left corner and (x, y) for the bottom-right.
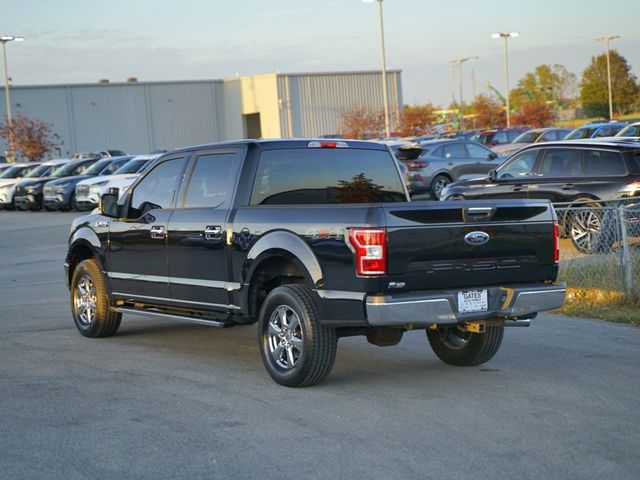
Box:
(567, 200), (610, 254)
(71, 259), (121, 338)
(427, 325), (504, 366)
(431, 174), (451, 200)
(258, 284), (337, 387)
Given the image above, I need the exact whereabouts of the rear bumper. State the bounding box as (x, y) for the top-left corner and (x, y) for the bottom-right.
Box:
(365, 283), (566, 327)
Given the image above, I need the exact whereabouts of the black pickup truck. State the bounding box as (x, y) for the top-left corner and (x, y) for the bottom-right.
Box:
(65, 139), (565, 387)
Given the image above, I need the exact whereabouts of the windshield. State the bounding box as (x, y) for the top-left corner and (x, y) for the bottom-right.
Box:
(83, 159), (113, 176)
(0, 166), (26, 178)
(470, 133), (493, 145)
(114, 158), (150, 174)
(24, 164), (51, 178)
(566, 127), (597, 140)
(53, 160), (93, 177)
(617, 125), (640, 137)
(513, 131), (542, 143)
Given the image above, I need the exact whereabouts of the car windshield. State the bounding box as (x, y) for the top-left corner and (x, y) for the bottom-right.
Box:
(24, 164), (50, 178)
(83, 159), (113, 176)
(53, 161), (92, 177)
(513, 131), (542, 143)
(470, 133), (494, 145)
(617, 125), (640, 137)
(113, 158), (150, 174)
(0, 166), (27, 178)
(566, 127), (597, 140)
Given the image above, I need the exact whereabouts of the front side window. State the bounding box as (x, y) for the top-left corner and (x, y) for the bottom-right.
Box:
(129, 157), (186, 217)
(497, 149), (539, 179)
(539, 148), (582, 177)
(466, 142), (492, 159)
(492, 132), (508, 144)
(250, 148), (406, 205)
(183, 153), (240, 209)
(566, 127), (596, 140)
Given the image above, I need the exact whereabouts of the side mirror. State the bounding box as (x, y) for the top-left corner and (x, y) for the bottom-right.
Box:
(99, 193), (120, 218)
(487, 152), (498, 160)
(489, 169), (498, 181)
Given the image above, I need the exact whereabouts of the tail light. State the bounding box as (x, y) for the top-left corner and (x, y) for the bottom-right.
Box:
(347, 228), (387, 276)
(307, 141), (349, 148)
(405, 161), (429, 169)
(619, 181), (640, 196)
(553, 222), (560, 264)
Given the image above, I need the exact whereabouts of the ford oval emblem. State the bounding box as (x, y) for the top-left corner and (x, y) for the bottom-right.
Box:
(464, 231), (490, 246)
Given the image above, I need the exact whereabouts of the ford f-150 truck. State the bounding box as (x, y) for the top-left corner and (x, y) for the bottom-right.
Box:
(65, 139), (565, 387)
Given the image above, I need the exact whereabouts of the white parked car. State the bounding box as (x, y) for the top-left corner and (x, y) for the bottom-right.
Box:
(0, 159), (70, 210)
(74, 154), (159, 211)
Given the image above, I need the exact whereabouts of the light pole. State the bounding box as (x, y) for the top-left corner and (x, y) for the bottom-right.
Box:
(596, 35), (620, 120)
(450, 56), (478, 130)
(363, 0), (391, 138)
(1, 35), (24, 162)
(491, 32), (518, 127)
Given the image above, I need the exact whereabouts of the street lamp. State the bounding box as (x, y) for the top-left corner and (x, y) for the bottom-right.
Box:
(450, 56), (478, 130)
(491, 32), (519, 127)
(596, 35), (620, 120)
(363, 0), (391, 138)
(1, 35), (24, 162)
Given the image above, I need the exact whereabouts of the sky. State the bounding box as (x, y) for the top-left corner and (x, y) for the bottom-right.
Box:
(3, 0), (640, 107)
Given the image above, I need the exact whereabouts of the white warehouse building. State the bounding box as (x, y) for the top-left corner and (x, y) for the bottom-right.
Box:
(0, 70), (403, 156)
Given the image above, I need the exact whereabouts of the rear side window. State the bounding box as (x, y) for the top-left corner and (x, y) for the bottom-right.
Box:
(493, 132), (508, 144)
(582, 149), (626, 176)
(539, 148), (582, 177)
(250, 148), (406, 205)
(183, 153), (240, 209)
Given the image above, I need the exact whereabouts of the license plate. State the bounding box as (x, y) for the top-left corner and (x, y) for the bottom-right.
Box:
(457, 290), (488, 313)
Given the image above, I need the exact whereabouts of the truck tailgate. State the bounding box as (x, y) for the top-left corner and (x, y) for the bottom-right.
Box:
(384, 200), (557, 291)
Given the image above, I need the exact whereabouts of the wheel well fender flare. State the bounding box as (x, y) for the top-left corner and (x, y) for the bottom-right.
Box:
(244, 230), (323, 289)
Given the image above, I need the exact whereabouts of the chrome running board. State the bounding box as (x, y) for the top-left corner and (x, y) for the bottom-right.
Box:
(112, 307), (234, 328)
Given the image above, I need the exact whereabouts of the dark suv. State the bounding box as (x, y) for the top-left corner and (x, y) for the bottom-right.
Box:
(440, 140), (640, 251)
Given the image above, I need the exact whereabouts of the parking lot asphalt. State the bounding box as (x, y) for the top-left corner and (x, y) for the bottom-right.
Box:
(1, 211), (640, 480)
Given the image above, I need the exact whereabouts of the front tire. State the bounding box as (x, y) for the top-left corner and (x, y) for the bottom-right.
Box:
(71, 259), (121, 337)
(427, 325), (504, 366)
(258, 285), (337, 387)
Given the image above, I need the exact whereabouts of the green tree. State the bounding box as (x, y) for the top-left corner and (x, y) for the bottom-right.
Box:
(510, 64), (577, 111)
(580, 50), (639, 118)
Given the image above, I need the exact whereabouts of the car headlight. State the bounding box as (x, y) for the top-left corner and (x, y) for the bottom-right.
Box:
(92, 181), (109, 187)
(0, 183), (15, 190)
(26, 185), (42, 194)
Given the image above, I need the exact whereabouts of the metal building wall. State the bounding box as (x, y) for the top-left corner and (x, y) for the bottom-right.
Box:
(0, 80), (225, 157)
(277, 70), (403, 138)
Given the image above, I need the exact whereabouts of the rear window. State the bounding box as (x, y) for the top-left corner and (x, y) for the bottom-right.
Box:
(250, 148), (406, 205)
(583, 149), (627, 176)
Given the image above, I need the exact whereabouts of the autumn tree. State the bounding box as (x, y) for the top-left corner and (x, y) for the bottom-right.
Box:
(397, 104), (436, 136)
(470, 94), (505, 129)
(0, 113), (60, 162)
(511, 99), (555, 127)
(337, 106), (384, 139)
(580, 50), (639, 118)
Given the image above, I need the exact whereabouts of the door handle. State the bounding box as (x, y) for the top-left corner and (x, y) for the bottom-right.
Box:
(561, 184), (574, 190)
(150, 225), (165, 239)
(204, 225), (222, 241)
(512, 185), (525, 192)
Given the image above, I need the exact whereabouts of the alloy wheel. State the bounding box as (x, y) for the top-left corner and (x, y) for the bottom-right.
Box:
(267, 305), (304, 370)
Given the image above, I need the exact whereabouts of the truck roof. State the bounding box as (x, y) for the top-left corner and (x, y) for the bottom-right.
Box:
(168, 139), (391, 155)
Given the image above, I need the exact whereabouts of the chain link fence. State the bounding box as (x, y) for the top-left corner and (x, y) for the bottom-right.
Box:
(555, 199), (640, 300)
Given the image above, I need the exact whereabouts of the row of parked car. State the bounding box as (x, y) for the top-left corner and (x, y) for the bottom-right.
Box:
(0, 153), (160, 212)
(393, 134), (640, 254)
